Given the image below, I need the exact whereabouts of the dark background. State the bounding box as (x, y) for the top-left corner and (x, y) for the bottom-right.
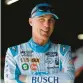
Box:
(1, 0), (83, 82)
(2, 0), (83, 55)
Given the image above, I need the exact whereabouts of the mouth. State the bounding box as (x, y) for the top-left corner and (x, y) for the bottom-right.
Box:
(41, 29), (49, 33)
(40, 29), (49, 37)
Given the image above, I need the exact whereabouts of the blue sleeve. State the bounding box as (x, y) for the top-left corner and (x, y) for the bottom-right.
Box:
(4, 47), (23, 83)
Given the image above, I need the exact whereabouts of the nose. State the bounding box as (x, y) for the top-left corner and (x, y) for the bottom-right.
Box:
(43, 21), (50, 28)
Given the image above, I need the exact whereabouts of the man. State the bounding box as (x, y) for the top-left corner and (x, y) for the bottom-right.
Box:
(4, 3), (75, 83)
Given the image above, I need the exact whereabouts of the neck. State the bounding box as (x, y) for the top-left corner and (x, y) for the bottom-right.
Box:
(32, 37), (49, 46)
(28, 37), (51, 53)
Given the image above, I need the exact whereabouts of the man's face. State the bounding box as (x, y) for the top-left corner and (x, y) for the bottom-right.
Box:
(29, 14), (56, 41)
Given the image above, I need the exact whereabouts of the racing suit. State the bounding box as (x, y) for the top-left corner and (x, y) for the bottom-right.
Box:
(4, 38), (75, 83)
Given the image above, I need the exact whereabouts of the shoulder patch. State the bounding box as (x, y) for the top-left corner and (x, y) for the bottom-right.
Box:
(9, 46), (18, 57)
(60, 44), (69, 56)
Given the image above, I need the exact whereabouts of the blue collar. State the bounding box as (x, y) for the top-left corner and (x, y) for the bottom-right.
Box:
(28, 38), (51, 53)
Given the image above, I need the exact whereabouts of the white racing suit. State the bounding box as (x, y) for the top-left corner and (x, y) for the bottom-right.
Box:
(4, 38), (75, 83)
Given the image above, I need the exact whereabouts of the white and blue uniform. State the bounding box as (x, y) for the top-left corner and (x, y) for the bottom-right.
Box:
(4, 38), (75, 83)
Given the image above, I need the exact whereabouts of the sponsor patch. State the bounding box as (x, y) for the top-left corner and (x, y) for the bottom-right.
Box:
(32, 76), (58, 83)
(60, 45), (69, 56)
(30, 63), (38, 71)
(22, 63), (29, 70)
(35, 71), (48, 75)
(21, 57), (29, 62)
(31, 58), (40, 63)
(45, 52), (58, 57)
(20, 51), (33, 56)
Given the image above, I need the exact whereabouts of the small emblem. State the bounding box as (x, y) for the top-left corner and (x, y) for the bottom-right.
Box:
(21, 57), (29, 62)
(31, 58), (40, 63)
(30, 63), (37, 71)
(22, 63), (29, 70)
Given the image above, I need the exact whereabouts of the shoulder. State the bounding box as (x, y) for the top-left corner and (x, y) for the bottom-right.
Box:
(51, 42), (71, 56)
(51, 42), (71, 49)
(7, 41), (28, 57)
(59, 44), (71, 56)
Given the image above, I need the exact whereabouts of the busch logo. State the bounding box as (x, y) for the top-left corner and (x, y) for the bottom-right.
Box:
(32, 76), (58, 83)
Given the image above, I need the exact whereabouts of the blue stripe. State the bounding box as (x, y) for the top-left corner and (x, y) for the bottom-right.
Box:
(28, 38), (51, 53)
(60, 60), (62, 71)
(10, 46), (18, 57)
(15, 65), (23, 83)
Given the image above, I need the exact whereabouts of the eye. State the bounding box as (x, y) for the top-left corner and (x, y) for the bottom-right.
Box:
(49, 18), (55, 23)
(39, 18), (45, 22)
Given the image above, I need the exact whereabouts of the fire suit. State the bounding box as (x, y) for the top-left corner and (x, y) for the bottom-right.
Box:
(4, 38), (75, 83)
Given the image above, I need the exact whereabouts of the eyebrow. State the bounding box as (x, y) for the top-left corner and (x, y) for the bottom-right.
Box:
(39, 15), (54, 19)
(39, 16), (45, 18)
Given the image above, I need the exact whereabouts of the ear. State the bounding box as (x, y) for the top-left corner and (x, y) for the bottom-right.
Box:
(29, 18), (32, 26)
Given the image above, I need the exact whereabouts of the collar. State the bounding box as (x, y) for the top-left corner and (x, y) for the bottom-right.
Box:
(28, 38), (51, 53)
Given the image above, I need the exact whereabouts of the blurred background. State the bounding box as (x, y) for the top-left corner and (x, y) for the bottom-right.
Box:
(1, 0), (83, 83)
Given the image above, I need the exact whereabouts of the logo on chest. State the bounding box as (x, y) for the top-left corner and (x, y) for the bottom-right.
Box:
(21, 57), (40, 63)
(21, 58), (40, 71)
(30, 63), (38, 71)
(20, 50), (33, 56)
(45, 52), (59, 69)
(22, 63), (29, 70)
